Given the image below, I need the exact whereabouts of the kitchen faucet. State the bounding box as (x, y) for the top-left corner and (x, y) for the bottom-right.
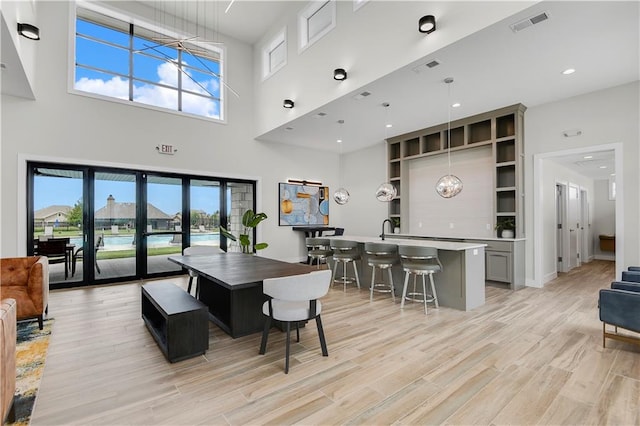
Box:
(381, 219), (393, 241)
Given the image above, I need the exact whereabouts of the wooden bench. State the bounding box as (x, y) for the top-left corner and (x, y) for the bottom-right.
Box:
(141, 282), (209, 363)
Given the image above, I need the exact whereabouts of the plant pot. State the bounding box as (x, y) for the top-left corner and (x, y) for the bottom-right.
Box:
(501, 229), (514, 239)
(394, 227), (401, 234)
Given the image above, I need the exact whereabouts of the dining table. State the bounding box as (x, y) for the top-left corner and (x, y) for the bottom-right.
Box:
(169, 253), (316, 338)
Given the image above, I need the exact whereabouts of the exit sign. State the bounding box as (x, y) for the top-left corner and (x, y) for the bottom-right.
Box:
(157, 144), (177, 155)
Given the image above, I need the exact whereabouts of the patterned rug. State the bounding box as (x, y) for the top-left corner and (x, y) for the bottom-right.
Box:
(6, 318), (54, 426)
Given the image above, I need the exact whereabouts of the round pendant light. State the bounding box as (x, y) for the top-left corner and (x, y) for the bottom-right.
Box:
(375, 182), (397, 202)
(435, 174), (463, 198)
(333, 188), (350, 205)
(435, 77), (463, 198)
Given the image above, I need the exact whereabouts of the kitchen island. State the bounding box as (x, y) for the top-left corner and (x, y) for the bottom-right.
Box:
(326, 235), (486, 311)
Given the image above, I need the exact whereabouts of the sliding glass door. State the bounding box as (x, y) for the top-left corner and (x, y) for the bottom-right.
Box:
(93, 171), (138, 281)
(27, 162), (255, 288)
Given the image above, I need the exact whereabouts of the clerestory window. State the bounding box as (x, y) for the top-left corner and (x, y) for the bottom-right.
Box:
(73, 3), (225, 121)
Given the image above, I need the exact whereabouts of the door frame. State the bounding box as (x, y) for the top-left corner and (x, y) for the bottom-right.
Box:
(533, 143), (623, 287)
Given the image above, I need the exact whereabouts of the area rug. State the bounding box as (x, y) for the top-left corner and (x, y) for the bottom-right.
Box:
(6, 318), (54, 426)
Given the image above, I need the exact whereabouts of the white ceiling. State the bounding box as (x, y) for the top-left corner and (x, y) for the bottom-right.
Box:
(255, 1), (639, 184)
(547, 150), (615, 181)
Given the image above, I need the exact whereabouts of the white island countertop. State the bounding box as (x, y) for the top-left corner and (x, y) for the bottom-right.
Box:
(327, 235), (486, 251)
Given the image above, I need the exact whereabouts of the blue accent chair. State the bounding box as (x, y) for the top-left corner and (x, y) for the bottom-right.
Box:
(621, 270), (640, 283)
(599, 281), (640, 348)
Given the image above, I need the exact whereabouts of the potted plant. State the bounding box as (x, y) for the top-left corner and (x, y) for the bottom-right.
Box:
(495, 218), (515, 238)
(220, 209), (268, 253)
(391, 217), (401, 234)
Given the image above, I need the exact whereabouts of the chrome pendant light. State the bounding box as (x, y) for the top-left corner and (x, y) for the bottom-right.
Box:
(376, 102), (398, 202)
(333, 120), (351, 205)
(436, 77), (463, 198)
(375, 182), (397, 202)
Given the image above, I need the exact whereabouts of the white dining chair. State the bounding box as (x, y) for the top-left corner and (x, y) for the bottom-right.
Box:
(259, 269), (331, 374)
(183, 245), (223, 296)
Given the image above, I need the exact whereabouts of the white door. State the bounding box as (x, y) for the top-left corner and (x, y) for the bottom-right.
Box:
(556, 184), (565, 272)
(580, 189), (590, 263)
(568, 184), (580, 269)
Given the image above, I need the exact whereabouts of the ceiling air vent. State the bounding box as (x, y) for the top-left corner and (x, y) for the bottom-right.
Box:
(312, 112), (327, 119)
(412, 59), (441, 73)
(353, 91), (372, 100)
(510, 12), (549, 32)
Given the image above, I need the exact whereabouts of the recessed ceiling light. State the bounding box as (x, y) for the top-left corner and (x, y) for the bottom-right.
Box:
(337, 139), (342, 143)
(583, 155), (593, 159)
(599, 165), (607, 169)
(452, 103), (461, 108)
(611, 173), (616, 176)
(385, 124), (392, 128)
(562, 68), (576, 75)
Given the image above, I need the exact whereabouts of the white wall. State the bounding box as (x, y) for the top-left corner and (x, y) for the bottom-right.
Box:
(253, 1), (534, 138)
(526, 81), (639, 285)
(338, 141), (388, 237)
(407, 145), (494, 238)
(592, 179), (616, 260)
(0, 1), (339, 262)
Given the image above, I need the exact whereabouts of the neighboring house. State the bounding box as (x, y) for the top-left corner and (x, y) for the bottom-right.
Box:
(34, 205), (71, 228)
(94, 195), (173, 230)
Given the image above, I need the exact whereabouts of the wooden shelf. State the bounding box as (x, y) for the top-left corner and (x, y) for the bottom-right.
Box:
(386, 104), (526, 238)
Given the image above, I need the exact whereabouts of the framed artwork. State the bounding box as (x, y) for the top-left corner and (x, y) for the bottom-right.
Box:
(279, 183), (329, 226)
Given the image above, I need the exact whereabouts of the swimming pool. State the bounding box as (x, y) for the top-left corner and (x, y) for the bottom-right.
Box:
(69, 233), (220, 250)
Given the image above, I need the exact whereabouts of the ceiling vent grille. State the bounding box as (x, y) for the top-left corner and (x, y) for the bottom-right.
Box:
(353, 91), (372, 100)
(510, 12), (549, 32)
(312, 112), (327, 119)
(412, 59), (441, 73)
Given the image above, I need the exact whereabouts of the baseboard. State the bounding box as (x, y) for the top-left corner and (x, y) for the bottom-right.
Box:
(594, 254), (616, 261)
(543, 271), (558, 286)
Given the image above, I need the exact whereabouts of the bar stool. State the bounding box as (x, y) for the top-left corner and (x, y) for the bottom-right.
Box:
(306, 237), (332, 270)
(330, 239), (361, 290)
(365, 242), (398, 302)
(399, 245), (442, 314)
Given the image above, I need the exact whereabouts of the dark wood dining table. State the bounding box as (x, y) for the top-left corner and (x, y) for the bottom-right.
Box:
(168, 253), (315, 338)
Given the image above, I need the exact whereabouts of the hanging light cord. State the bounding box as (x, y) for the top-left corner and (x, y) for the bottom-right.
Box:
(446, 78), (453, 172)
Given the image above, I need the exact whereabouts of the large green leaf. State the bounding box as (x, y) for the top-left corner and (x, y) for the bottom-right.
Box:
(219, 226), (236, 241)
(254, 242), (268, 250)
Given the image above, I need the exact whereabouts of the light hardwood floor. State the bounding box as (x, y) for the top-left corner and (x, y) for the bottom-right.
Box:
(31, 260), (640, 425)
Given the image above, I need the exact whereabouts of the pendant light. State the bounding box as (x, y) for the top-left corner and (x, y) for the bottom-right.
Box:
(376, 102), (398, 202)
(333, 119), (350, 205)
(435, 77), (463, 198)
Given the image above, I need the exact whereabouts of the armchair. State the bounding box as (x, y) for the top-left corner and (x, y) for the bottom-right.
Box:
(0, 256), (49, 329)
(620, 270), (640, 283)
(599, 281), (640, 348)
(1, 299), (16, 424)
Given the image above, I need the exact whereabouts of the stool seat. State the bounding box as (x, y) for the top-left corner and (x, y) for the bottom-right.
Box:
(399, 245), (441, 314)
(306, 238), (332, 270)
(365, 242), (398, 302)
(330, 239), (361, 291)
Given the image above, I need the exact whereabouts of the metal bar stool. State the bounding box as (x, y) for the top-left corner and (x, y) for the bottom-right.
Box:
(365, 242), (398, 302)
(306, 237), (332, 270)
(330, 239), (361, 291)
(399, 245), (442, 314)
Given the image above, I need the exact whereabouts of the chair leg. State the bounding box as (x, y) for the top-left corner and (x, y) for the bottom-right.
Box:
(421, 274), (428, 315)
(38, 315), (44, 330)
(343, 261), (348, 291)
(429, 273), (439, 308)
(285, 321), (291, 374)
(259, 316), (272, 355)
(370, 266), (376, 302)
(331, 260), (339, 287)
(602, 323), (606, 348)
(316, 315), (328, 356)
(296, 322), (300, 342)
(401, 272), (410, 309)
(353, 262), (360, 289)
(187, 276), (194, 294)
(388, 267), (395, 302)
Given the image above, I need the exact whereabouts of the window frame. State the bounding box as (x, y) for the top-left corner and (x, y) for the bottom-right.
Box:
(261, 27), (287, 81)
(298, 0), (336, 53)
(69, 1), (227, 123)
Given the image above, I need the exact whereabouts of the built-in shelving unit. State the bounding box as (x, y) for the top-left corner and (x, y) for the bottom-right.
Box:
(386, 104), (526, 237)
